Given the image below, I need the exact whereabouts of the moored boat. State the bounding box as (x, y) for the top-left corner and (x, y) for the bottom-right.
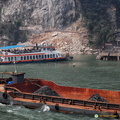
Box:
(0, 72), (120, 119)
(0, 44), (73, 65)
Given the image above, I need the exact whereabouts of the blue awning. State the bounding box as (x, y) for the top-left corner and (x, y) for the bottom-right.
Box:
(0, 45), (28, 49)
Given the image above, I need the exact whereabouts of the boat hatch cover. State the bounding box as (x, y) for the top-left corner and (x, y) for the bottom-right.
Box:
(0, 45), (28, 50)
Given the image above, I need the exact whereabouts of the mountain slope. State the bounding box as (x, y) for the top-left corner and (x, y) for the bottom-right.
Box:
(0, 0), (120, 53)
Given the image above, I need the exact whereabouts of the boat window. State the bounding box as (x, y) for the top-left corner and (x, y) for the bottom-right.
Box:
(47, 48), (50, 50)
(56, 54), (58, 58)
(33, 55), (35, 59)
(36, 55), (38, 59)
(45, 55), (46, 58)
(13, 57), (17, 61)
(47, 54), (49, 58)
(8, 57), (10, 61)
(11, 57), (13, 61)
(20, 56), (23, 60)
(10, 57), (12, 61)
(39, 55), (41, 59)
(12, 57), (14, 61)
(18, 56), (20, 61)
(30, 56), (32, 59)
(24, 56), (26, 60)
(50, 54), (52, 58)
(27, 56), (29, 60)
(51, 48), (55, 51)
(42, 55), (44, 59)
(4, 57), (7, 61)
(53, 54), (55, 58)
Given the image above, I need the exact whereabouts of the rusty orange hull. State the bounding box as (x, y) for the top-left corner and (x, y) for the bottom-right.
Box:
(5, 78), (120, 104)
(0, 78), (119, 119)
(0, 70), (120, 120)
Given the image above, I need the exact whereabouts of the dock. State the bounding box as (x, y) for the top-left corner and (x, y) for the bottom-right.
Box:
(97, 51), (120, 61)
(96, 43), (120, 61)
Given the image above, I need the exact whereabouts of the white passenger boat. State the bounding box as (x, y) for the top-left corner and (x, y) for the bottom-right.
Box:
(0, 44), (73, 65)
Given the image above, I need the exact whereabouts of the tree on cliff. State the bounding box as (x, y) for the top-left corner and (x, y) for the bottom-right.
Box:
(80, 0), (120, 47)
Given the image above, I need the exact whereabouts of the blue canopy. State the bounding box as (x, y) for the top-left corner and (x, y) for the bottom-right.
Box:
(0, 45), (28, 49)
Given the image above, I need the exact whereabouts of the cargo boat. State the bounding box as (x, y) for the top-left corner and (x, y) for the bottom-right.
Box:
(0, 72), (120, 119)
(0, 44), (73, 65)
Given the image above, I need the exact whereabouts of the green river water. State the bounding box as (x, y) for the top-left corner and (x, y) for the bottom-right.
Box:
(0, 54), (119, 120)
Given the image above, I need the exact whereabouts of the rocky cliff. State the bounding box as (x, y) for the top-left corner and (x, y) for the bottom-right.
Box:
(0, 0), (88, 53)
(1, 0), (78, 28)
(0, 0), (119, 54)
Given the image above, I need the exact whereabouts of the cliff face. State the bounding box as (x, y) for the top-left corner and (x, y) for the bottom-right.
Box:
(0, 0), (88, 53)
(0, 0), (120, 54)
(1, 0), (78, 29)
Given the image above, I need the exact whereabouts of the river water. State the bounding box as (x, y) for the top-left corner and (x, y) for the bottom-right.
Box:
(0, 54), (120, 120)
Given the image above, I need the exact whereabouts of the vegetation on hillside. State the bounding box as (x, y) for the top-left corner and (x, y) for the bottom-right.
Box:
(111, 0), (120, 28)
(80, 0), (120, 47)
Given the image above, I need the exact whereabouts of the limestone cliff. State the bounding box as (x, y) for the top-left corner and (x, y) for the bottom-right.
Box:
(0, 0), (88, 53)
(1, 0), (78, 28)
(0, 0), (119, 54)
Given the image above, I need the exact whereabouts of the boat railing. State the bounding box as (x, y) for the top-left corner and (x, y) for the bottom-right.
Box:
(2, 45), (56, 55)
(0, 78), (7, 84)
(7, 49), (42, 54)
(8, 91), (120, 110)
(5, 86), (22, 93)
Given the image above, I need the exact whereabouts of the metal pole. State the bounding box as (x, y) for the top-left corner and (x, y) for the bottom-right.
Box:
(13, 61), (17, 73)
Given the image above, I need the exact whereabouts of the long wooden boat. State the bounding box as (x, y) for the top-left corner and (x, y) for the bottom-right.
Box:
(0, 44), (73, 65)
(0, 72), (120, 119)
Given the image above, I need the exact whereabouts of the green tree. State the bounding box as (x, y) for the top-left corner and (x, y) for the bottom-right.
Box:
(79, 0), (119, 47)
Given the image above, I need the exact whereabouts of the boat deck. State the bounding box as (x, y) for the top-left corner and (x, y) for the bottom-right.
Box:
(5, 79), (120, 104)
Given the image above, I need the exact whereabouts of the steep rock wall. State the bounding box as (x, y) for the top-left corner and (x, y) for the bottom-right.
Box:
(0, 0), (119, 52)
(0, 0), (89, 53)
(1, 0), (79, 29)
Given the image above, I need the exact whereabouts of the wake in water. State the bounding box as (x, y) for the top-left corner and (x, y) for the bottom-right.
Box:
(0, 103), (6, 106)
(39, 104), (50, 112)
(7, 106), (22, 113)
